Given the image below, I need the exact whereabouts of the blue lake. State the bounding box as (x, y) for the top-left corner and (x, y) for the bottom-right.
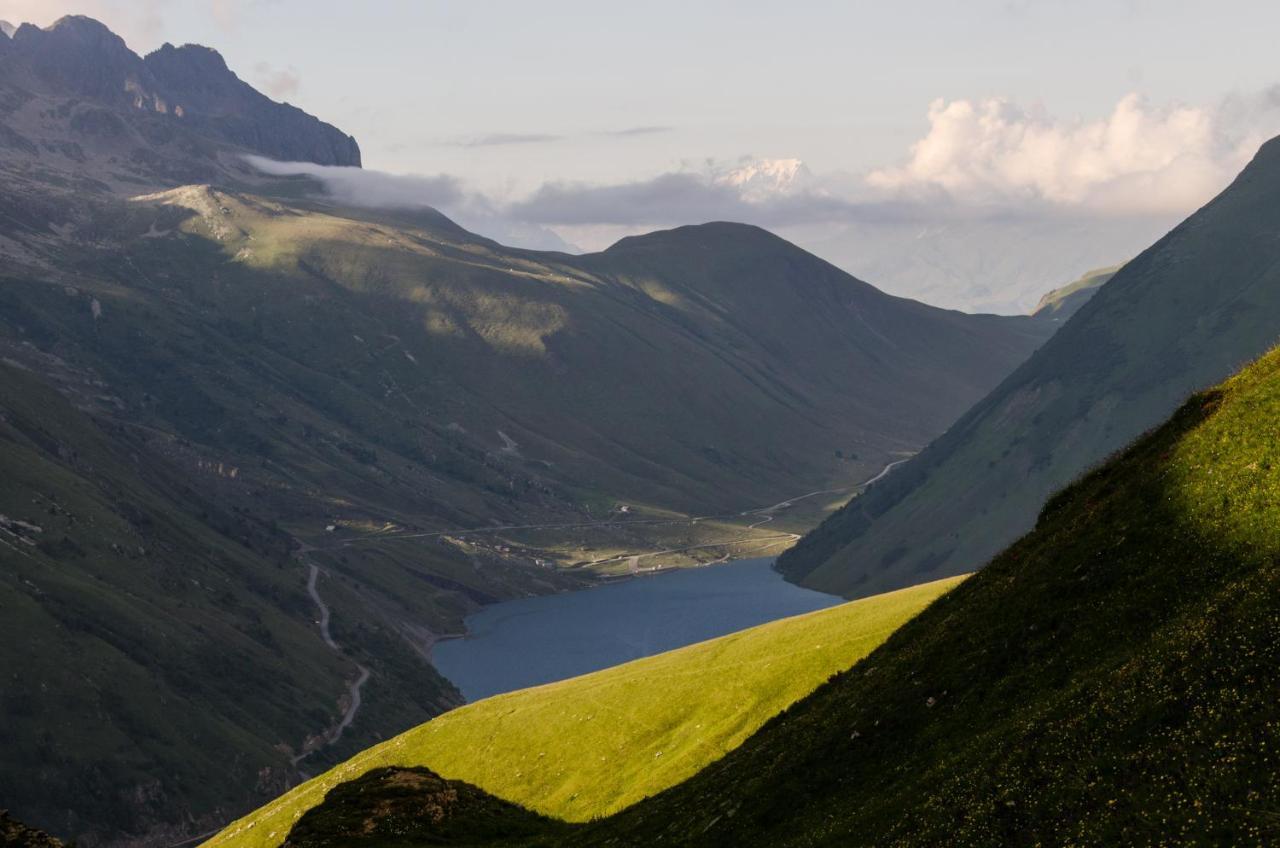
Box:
(433, 557), (841, 702)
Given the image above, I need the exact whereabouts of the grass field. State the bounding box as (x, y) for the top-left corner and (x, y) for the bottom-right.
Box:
(203, 574), (964, 848)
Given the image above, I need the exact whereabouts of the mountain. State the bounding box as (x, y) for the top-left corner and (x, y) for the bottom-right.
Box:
(0, 15), (358, 189)
(0, 17), (1054, 845)
(714, 157), (814, 201)
(1030, 264), (1120, 320)
(259, 341), (1280, 846)
(780, 133), (1280, 598)
(206, 575), (962, 848)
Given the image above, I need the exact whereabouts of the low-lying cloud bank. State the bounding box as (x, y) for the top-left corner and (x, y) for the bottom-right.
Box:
(244, 155), (575, 252)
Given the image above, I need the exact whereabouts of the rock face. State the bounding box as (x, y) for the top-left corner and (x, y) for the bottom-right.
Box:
(2, 15), (360, 172)
(145, 42), (361, 166)
(282, 768), (567, 847)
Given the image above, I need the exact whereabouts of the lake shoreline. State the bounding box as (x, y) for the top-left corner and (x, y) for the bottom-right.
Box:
(433, 556), (842, 702)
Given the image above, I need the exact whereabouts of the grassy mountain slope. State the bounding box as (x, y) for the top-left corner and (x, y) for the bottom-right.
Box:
(0, 161), (1048, 846)
(0, 361), (462, 840)
(781, 134), (1280, 598)
(282, 343), (1280, 846)
(1030, 264), (1119, 320)
(205, 575), (962, 848)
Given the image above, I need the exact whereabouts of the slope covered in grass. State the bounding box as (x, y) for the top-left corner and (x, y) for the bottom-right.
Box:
(275, 344), (1280, 846)
(205, 575), (963, 848)
(1029, 264), (1119, 319)
(782, 133), (1280, 598)
(566, 344), (1280, 845)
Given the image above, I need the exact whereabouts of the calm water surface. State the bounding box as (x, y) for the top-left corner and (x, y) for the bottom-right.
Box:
(433, 557), (840, 702)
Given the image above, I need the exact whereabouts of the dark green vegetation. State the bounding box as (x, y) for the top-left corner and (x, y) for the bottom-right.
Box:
(276, 342), (1280, 847)
(0, 17), (1054, 845)
(782, 133), (1280, 597)
(282, 768), (568, 848)
(1029, 264), (1119, 320)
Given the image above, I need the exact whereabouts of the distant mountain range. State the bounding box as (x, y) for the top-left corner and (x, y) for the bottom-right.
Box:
(0, 17), (1056, 845)
(781, 133), (1280, 597)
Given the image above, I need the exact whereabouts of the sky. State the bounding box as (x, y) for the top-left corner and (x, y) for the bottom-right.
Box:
(8, 1), (1280, 310)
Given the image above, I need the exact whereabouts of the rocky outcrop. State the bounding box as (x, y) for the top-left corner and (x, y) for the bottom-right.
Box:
(0, 811), (63, 848)
(4, 15), (360, 168)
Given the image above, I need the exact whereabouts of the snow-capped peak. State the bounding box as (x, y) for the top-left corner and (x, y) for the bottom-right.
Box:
(715, 158), (814, 201)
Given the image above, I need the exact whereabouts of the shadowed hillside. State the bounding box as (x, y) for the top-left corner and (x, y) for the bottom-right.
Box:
(781, 133), (1280, 598)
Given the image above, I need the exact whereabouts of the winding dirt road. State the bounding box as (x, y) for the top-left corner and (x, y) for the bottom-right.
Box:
(293, 563), (371, 767)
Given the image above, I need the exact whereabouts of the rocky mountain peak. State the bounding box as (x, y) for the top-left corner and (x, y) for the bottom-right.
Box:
(0, 15), (361, 171)
(145, 42), (235, 91)
(10, 15), (158, 108)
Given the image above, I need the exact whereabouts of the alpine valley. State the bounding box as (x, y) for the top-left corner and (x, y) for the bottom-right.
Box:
(0, 16), (1052, 845)
(5, 10), (1277, 848)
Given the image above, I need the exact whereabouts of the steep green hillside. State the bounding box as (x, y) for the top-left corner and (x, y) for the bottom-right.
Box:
(0, 362), (462, 839)
(278, 343), (1280, 846)
(1030, 264), (1120, 320)
(782, 133), (1280, 598)
(204, 575), (961, 848)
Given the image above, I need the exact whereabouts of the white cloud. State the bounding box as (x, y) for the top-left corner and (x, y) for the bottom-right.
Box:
(244, 155), (465, 208)
(242, 156), (573, 251)
(867, 93), (1272, 216)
